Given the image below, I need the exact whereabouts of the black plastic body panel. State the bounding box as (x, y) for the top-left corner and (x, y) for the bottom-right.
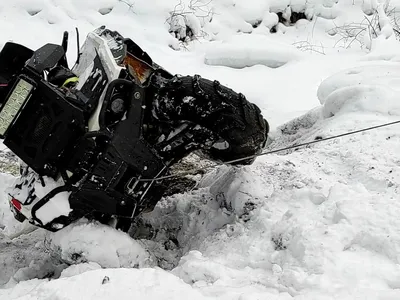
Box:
(27, 44), (65, 73)
(69, 84), (167, 217)
(3, 73), (86, 177)
(0, 42), (34, 104)
(0, 42), (33, 82)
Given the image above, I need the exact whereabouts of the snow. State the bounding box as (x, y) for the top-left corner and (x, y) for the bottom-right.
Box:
(59, 262), (102, 278)
(0, 173), (19, 233)
(2, 268), (210, 300)
(50, 221), (152, 268)
(317, 63), (400, 118)
(1, 0), (400, 299)
(204, 35), (304, 69)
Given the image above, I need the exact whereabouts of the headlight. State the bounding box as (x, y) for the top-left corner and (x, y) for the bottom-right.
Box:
(0, 78), (33, 136)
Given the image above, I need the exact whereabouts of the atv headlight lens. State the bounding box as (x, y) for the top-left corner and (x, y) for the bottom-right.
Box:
(0, 78), (33, 136)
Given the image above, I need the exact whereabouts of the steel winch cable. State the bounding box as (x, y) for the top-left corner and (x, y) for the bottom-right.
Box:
(139, 119), (400, 182)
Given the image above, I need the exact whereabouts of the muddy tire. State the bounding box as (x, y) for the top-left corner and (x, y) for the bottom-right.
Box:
(151, 74), (269, 164)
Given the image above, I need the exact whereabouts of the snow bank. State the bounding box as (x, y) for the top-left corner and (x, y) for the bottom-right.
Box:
(0, 0), (181, 62)
(204, 35), (303, 69)
(317, 64), (400, 117)
(0, 268), (209, 300)
(0, 229), (65, 287)
(166, 95), (400, 299)
(322, 84), (400, 118)
(60, 262), (102, 278)
(206, 0), (339, 37)
(141, 60), (400, 298)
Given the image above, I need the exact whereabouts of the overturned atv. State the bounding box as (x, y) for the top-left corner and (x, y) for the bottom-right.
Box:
(0, 26), (269, 233)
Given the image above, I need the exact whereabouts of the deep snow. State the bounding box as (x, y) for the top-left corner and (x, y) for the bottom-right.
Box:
(1, 0), (400, 299)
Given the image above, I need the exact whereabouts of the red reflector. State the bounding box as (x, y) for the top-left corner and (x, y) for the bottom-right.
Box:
(11, 198), (22, 211)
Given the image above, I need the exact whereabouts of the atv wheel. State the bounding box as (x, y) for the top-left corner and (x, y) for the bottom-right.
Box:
(150, 74), (269, 164)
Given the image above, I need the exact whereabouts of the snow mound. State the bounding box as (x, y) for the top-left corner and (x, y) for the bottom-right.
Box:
(204, 35), (303, 69)
(200, 165), (271, 217)
(0, 268), (209, 300)
(317, 64), (400, 103)
(132, 167), (252, 270)
(317, 64), (400, 117)
(50, 221), (152, 268)
(60, 262), (102, 278)
(0, 0), (180, 62)
(0, 228), (66, 287)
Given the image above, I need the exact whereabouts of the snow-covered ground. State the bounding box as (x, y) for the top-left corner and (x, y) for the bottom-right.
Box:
(1, 0), (400, 299)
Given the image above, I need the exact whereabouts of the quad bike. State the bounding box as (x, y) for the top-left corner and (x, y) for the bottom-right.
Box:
(0, 26), (269, 233)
